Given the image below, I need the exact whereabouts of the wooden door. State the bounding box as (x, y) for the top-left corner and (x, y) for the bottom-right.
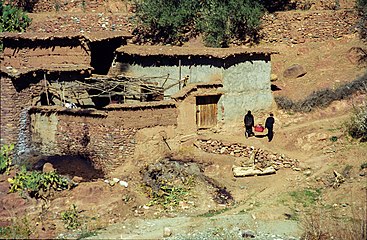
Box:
(196, 95), (220, 128)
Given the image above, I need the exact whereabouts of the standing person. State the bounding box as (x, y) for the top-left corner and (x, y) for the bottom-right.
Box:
(244, 110), (255, 138)
(265, 113), (275, 142)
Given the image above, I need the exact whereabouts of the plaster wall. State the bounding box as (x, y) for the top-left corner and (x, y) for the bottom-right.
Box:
(118, 63), (223, 97)
(220, 60), (272, 121)
(116, 55), (272, 124)
(176, 95), (197, 135)
(31, 113), (58, 153)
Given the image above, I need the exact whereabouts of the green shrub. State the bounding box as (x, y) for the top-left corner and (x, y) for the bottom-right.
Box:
(132, 0), (201, 45)
(147, 184), (188, 208)
(0, 1), (32, 32)
(132, 0), (263, 47)
(8, 167), (72, 199)
(61, 204), (81, 230)
(346, 102), (367, 142)
(0, 144), (14, 174)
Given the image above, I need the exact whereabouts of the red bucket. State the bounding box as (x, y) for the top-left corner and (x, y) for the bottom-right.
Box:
(254, 124), (265, 132)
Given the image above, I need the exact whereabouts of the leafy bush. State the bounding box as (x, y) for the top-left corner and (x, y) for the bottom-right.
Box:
(346, 101), (367, 142)
(0, 1), (32, 32)
(61, 204), (81, 230)
(132, 0), (263, 47)
(132, 0), (201, 45)
(8, 167), (72, 199)
(199, 0), (263, 47)
(147, 184), (188, 208)
(0, 144), (14, 174)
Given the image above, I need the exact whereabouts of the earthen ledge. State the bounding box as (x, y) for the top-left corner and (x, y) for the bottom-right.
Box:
(29, 106), (107, 117)
(103, 100), (177, 110)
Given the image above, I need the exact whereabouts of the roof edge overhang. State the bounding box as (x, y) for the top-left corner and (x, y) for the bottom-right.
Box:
(116, 45), (278, 59)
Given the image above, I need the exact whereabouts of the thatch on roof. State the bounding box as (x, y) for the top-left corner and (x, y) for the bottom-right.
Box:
(116, 45), (278, 58)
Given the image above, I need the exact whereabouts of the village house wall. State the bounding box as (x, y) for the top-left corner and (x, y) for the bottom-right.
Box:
(0, 75), (43, 146)
(112, 56), (224, 97)
(220, 56), (272, 121)
(29, 105), (178, 172)
(1, 38), (91, 70)
(113, 54), (272, 123)
(0, 70), (91, 148)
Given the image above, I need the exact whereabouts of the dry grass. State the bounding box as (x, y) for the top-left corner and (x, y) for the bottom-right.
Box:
(301, 205), (367, 240)
(275, 72), (367, 112)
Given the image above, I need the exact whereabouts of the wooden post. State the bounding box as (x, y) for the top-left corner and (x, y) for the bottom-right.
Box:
(62, 81), (65, 106)
(123, 85), (126, 103)
(162, 74), (170, 88)
(44, 74), (50, 106)
(178, 59), (181, 90)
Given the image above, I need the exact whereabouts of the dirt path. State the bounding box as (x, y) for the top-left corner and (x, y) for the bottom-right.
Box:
(87, 214), (301, 240)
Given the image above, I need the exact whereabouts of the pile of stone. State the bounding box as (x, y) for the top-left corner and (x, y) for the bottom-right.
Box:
(195, 139), (300, 171)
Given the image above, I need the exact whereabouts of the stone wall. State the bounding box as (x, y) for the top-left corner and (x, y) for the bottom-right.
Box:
(30, 104), (178, 172)
(6, 0), (128, 13)
(261, 9), (358, 45)
(0, 76), (43, 145)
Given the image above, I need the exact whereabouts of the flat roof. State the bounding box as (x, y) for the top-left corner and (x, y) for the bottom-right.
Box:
(0, 65), (92, 79)
(0, 31), (133, 42)
(116, 45), (278, 58)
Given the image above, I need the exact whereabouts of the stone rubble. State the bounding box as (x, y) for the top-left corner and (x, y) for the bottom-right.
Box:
(195, 139), (300, 171)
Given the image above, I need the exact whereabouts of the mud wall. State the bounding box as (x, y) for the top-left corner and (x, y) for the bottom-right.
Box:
(2, 40), (91, 70)
(30, 105), (178, 172)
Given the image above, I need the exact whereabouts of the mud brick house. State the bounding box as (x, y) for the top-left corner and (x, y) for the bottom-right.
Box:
(111, 45), (276, 126)
(0, 32), (276, 172)
(0, 32), (131, 160)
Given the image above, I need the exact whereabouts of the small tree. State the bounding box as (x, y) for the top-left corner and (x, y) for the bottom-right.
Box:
(347, 101), (367, 142)
(132, 0), (201, 45)
(132, 0), (264, 48)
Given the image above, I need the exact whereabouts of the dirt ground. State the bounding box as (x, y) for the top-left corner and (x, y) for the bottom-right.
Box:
(1, 2), (367, 239)
(1, 92), (366, 239)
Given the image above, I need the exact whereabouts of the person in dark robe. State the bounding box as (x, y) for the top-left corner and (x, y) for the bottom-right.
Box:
(265, 113), (275, 142)
(244, 110), (255, 138)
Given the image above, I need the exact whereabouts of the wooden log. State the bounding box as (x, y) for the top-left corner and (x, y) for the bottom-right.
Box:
(232, 166), (276, 177)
